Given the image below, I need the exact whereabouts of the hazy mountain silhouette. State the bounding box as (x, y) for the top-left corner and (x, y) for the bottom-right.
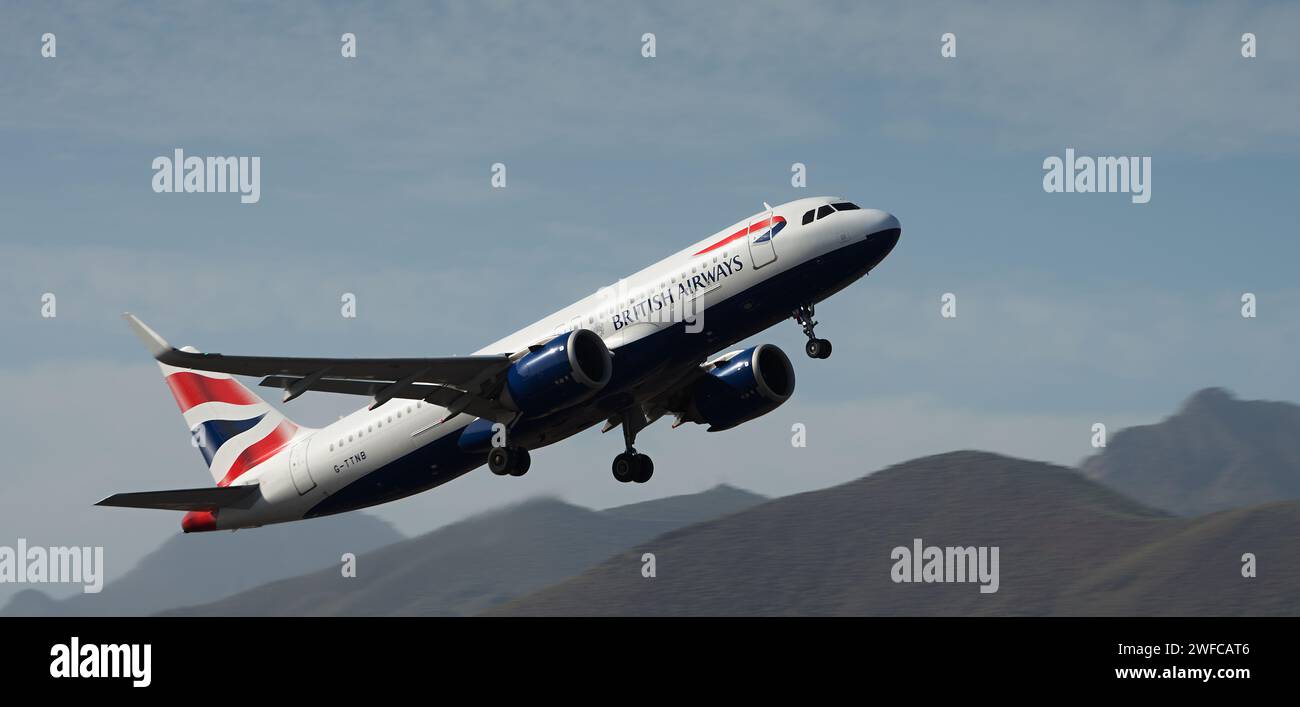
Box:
(491, 452), (1298, 616)
(1, 512), (402, 616)
(93, 388), (1300, 618)
(163, 484), (765, 616)
(1082, 388), (1300, 515)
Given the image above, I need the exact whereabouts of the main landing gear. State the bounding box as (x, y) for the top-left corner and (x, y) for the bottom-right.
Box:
(611, 413), (654, 484)
(612, 452), (653, 484)
(794, 303), (832, 359)
(488, 445), (531, 477)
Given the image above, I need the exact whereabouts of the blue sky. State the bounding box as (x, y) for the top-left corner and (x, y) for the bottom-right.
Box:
(1, 1), (1297, 601)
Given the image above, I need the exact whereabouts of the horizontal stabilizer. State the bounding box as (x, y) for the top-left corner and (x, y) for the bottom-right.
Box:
(95, 484), (260, 512)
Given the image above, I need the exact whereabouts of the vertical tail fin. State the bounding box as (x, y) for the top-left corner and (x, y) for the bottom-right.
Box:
(157, 347), (300, 486)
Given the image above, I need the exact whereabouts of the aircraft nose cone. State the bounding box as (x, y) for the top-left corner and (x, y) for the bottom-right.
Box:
(862, 209), (901, 236)
(861, 210), (901, 254)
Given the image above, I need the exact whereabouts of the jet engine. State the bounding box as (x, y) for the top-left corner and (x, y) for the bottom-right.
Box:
(502, 328), (613, 416)
(680, 344), (795, 431)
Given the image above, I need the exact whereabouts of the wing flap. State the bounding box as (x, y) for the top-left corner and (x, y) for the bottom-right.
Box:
(259, 376), (515, 422)
(259, 375), (441, 399)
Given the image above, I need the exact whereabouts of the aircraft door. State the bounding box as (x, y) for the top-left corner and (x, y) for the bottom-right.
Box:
(289, 440), (316, 495)
(748, 211), (778, 269)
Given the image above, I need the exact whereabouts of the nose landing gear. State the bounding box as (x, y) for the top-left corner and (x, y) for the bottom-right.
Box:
(794, 304), (832, 359)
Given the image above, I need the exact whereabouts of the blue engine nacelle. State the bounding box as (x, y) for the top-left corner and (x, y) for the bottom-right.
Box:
(501, 328), (613, 417)
(683, 344), (796, 432)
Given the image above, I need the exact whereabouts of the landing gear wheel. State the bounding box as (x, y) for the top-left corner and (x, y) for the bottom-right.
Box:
(805, 338), (832, 359)
(488, 446), (511, 475)
(488, 446), (530, 476)
(613, 452), (653, 483)
(631, 454), (654, 483)
(612, 452), (638, 483)
(508, 448), (531, 477)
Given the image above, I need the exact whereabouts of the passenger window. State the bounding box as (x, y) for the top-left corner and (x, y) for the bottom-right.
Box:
(802, 209), (815, 225)
(816, 205), (834, 220)
(831, 202), (860, 211)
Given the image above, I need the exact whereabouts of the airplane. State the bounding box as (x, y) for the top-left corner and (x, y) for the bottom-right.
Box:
(98, 196), (901, 532)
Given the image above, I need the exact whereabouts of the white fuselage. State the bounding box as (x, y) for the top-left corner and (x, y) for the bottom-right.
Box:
(215, 196), (899, 529)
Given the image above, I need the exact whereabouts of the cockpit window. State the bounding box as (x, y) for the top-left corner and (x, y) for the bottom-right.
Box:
(801, 209), (815, 225)
(816, 205), (834, 220)
(831, 202), (860, 211)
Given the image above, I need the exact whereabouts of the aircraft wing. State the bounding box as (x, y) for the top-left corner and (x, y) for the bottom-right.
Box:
(124, 313), (519, 422)
(96, 484), (261, 512)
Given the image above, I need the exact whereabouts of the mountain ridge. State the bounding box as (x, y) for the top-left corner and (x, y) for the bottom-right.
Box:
(162, 483), (767, 616)
(1082, 387), (1300, 515)
(490, 451), (1296, 616)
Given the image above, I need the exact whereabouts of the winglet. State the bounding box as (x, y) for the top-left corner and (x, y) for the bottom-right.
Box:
(122, 312), (172, 359)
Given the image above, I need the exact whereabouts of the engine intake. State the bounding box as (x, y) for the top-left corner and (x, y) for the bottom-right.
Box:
(502, 329), (613, 416)
(683, 344), (795, 431)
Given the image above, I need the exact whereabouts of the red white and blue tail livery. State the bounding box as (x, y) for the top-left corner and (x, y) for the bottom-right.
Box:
(98, 197), (901, 532)
(160, 354), (302, 486)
